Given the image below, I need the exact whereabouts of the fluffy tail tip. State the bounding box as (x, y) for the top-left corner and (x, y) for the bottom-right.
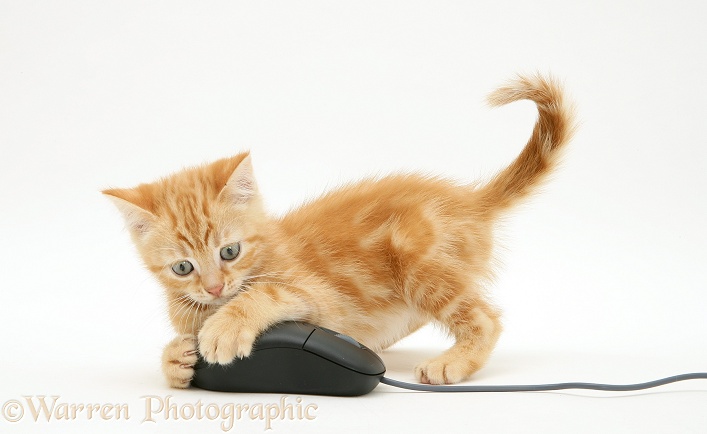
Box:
(486, 73), (565, 108)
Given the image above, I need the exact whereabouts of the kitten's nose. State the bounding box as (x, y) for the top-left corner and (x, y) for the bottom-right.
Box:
(206, 284), (224, 298)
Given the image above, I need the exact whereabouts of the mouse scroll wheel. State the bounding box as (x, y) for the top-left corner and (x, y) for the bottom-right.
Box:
(334, 333), (362, 348)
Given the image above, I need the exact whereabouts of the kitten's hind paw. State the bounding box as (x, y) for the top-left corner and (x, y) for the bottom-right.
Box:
(162, 334), (198, 388)
(414, 354), (480, 385)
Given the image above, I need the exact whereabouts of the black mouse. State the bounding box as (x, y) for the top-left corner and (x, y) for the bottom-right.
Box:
(191, 321), (386, 396)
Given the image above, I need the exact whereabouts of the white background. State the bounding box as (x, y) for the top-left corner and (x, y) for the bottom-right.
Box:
(1, 1), (706, 433)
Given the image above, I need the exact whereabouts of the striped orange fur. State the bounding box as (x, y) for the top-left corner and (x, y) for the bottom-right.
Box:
(104, 74), (575, 388)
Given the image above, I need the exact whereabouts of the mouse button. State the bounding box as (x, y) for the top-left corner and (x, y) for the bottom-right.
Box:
(253, 322), (317, 350)
(303, 329), (385, 376)
(317, 325), (336, 335)
(334, 333), (362, 348)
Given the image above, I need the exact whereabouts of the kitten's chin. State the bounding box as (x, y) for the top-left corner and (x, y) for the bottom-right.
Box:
(206, 297), (231, 307)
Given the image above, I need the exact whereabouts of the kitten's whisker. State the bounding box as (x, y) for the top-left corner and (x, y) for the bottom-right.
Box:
(191, 299), (200, 335)
(239, 285), (276, 305)
(181, 299), (196, 333)
(183, 299), (193, 333)
(242, 290), (266, 311)
(244, 270), (311, 281)
(243, 280), (305, 291)
(166, 294), (192, 308)
(171, 295), (197, 326)
(168, 294), (191, 310)
(259, 292), (277, 304)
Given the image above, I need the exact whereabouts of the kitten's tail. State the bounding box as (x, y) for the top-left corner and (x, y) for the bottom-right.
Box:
(477, 74), (576, 216)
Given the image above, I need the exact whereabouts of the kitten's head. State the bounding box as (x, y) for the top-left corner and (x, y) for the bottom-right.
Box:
(103, 153), (268, 307)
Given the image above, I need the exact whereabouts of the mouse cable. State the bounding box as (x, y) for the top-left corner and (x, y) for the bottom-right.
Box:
(380, 372), (707, 392)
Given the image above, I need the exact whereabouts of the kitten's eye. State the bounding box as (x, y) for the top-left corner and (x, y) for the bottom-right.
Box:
(220, 243), (241, 261)
(171, 261), (194, 276)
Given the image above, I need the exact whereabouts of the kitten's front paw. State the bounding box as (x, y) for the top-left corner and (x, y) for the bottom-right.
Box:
(198, 310), (257, 365)
(162, 335), (198, 388)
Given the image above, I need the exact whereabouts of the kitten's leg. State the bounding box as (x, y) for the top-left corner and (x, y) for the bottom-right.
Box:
(198, 284), (313, 364)
(415, 298), (501, 384)
(162, 334), (198, 388)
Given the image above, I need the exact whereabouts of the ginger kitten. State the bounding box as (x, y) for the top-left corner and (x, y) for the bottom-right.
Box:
(104, 75), (574, 388)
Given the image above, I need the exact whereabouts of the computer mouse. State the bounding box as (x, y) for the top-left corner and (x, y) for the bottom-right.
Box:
(191, 321), (386, 396)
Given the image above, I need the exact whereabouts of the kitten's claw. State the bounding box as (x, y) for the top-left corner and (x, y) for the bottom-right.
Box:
(198, 310), (257, 364)
(162, 335), (198, 388)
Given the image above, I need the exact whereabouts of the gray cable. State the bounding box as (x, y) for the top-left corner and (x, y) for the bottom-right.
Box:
(380, 372), (707, 392)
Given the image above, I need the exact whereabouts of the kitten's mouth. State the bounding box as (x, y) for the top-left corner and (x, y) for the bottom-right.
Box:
(201, 285), (246, 306)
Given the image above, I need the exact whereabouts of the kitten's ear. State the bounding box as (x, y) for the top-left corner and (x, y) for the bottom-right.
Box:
(102, 188), (157, 236)
(218, 154), (258, 205)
